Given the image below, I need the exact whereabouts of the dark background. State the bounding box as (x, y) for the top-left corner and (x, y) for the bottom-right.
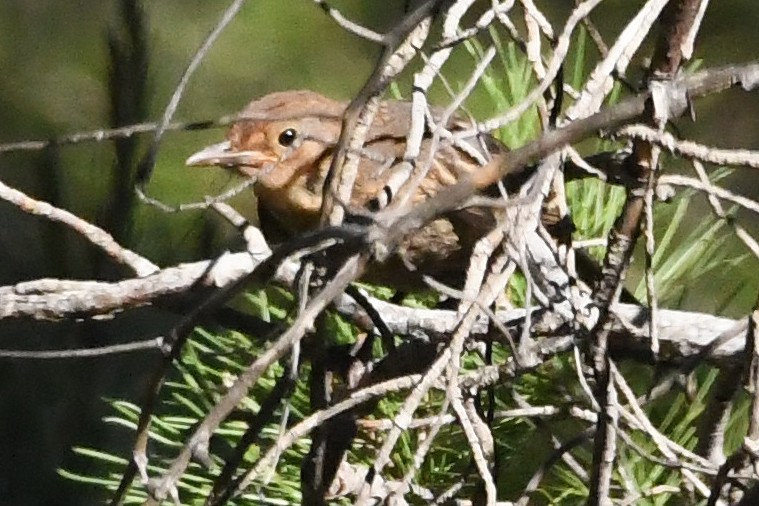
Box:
(0, 1), (757, 504)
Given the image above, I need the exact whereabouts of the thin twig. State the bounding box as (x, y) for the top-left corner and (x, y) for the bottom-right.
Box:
(311, 0), (383, 42)
(618, 124), (759, 168)
(0, 178), (158, 277)
(0, 338), (162, 359)
(134, 0), (246, 188)
(0, 117), (233, 154)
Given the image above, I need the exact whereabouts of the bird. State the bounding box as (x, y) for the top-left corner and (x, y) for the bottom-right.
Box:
(186, 90), (575, 292)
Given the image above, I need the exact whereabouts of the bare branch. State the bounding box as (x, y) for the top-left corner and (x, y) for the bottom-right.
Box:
(0, 178), (158, 277)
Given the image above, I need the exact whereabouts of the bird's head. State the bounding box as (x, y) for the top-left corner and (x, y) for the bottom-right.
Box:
(186, 90), (344, 190)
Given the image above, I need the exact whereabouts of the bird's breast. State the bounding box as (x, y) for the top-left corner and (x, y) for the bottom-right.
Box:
(254, 181), (323, 233)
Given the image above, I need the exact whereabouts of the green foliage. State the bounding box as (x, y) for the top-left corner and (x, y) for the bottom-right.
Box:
(66, 323), (312, 505)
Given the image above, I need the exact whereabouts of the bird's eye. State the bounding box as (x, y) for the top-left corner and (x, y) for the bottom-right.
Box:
(278, 128), (298, 147)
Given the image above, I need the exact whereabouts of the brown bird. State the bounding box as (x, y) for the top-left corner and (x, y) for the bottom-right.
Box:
(186, 90), (565, 291)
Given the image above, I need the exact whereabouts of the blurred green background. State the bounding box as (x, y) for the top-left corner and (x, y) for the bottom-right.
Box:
(0, 1), (757, 504)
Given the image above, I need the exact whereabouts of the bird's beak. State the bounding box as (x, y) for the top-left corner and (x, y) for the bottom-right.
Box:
(186, 141), (234, 166)
(186, 141), (276, 168)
